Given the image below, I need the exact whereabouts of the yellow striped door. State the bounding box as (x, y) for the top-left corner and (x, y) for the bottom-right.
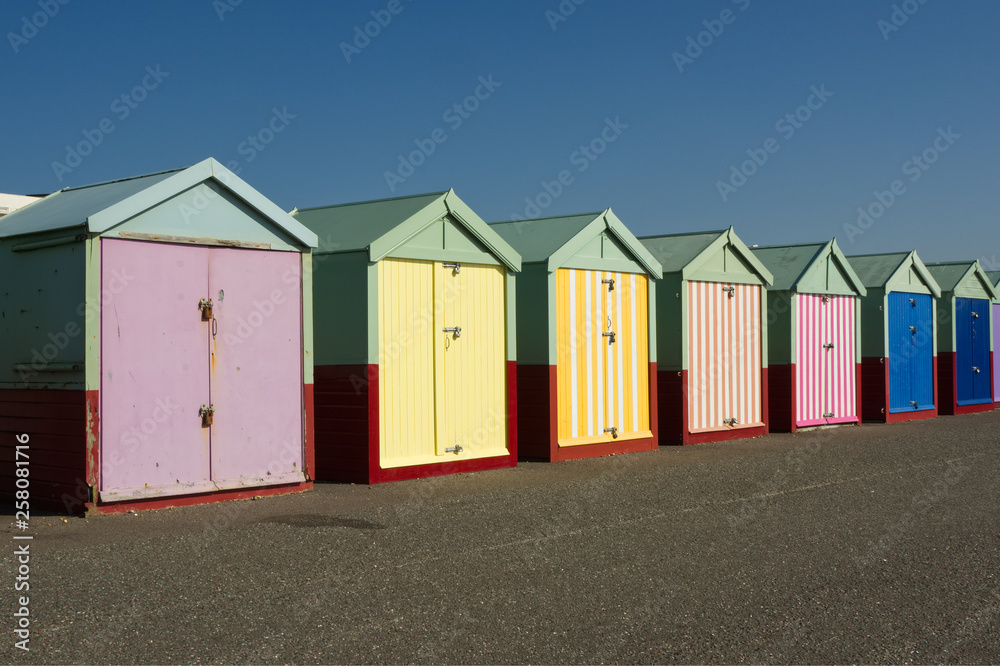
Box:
(556, 268), (650, 446)
(378, 258), (437, 465)
(436, 262), (508, 457)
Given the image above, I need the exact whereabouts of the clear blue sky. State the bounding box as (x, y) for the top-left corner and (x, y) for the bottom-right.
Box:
(3, 0), (998, 265)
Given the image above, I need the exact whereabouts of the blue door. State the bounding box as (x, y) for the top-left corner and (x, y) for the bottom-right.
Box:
(888, 292), (935, 413)
(956, 297), (992, 405)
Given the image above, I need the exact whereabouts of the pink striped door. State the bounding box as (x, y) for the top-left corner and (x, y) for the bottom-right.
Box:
(687, 281), (763, 433)
(795, 294), (858, 427)
(209, 248), (304, 490)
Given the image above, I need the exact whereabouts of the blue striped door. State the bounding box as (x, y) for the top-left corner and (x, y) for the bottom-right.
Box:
(956, 298), (992, 405)
(888, 293), (934, 413)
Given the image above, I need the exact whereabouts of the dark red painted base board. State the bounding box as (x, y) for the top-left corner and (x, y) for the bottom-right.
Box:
(938, 352), (992, 416)
(91, 481), (312, 515)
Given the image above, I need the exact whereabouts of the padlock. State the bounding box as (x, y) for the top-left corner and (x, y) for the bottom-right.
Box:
(199, 298), (213, 321)
(199, 404), (215, 427)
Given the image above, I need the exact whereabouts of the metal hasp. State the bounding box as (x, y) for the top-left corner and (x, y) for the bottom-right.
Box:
(603, 427), (618, 439)
(722, 285), (735, 299)
(443, 262), (461, 274)
(823, 343), (835, 349)
(973, 366), (981, 374)
(443, 326), (462, 338)
(910, 400), (919, 407)
(602, 331), (616, 345)
(909, 326), (917, 333)
(823, 412), (835, 418)
(198, 298), (213, 321)
(199, 404), (215, 427)
(602, 278), (615, 291)
(723, 417), (738, 426)
(445, 445), (463, 454)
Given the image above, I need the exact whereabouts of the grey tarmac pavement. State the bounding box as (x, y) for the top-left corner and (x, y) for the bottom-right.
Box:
(4, 410), (1000, 664)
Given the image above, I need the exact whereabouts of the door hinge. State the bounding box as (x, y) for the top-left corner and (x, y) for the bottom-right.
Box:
(445, 444), (463, 454)
(604, 427), (618, 439)
(199, 404), (215, 427)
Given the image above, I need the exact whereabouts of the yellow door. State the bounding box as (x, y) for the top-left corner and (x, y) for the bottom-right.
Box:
(378, 258), (508, 468)
(556, 268), (651, 446)
(436, 261), (509, 457)
(378, 258), (437, 465)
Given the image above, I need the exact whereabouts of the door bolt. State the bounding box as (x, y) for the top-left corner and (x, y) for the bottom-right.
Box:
(604, 427), (618, 439)
(445, 445), (463, 454)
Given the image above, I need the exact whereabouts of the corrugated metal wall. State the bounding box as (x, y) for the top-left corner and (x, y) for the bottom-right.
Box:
(956, 297), (992, 405)
(378, 258), (508, 467)
(888, 292), (935, 413)
(795, 293), (857, 426)
(556, 268), (650, 445)
(687, 281), (762, 433)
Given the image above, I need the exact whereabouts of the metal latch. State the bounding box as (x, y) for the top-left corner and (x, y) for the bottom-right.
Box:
(823, 412), (834, 418)
(198, 298), (213, 321)
(723, 417), (738, 426)
(603, 331), (616, 345)
(909, 298), (916, 306)
(445, 445), (463, 454)
(973, 366), (980, 374)
(822, 296), (830, 304)
(910, 400), (919, 407)
(604, 427), (618, 439)
(443, 262), (461, 274)
(909, 326), (917, 333)
(602, 278), (615, 291)
(722, 286), (735, 299)
(823, 343), (835, 349)
(199, 404), (215, 427)
(443, 326), (462, 338)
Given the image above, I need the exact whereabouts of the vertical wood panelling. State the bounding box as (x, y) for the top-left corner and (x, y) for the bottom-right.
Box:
(795, 293), (857, 426)
(378, 258), (436, 464)
(556, 269), (650, 445)
(688, 281), (762, 432)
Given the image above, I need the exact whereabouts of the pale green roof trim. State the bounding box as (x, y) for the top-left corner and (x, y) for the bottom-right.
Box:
(845, 250), (942, 298)
(639, 227), (773, 285)
(490, 208), (662, 278)
(925, 260), (999, 299)
(0, 158), (318, 248)
(752, 239), (866, 296)
(292, 189), (520, 271)
(986, 271), (1000, 289)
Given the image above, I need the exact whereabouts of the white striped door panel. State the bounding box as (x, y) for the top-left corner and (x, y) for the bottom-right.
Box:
(687, 281), (762, 433)
(795, 294), (857, 426)
(556, 268), (650, 446)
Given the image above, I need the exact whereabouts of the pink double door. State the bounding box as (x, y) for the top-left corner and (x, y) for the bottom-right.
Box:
(100, 239), (304, 501)
(795, 293), (858, 427)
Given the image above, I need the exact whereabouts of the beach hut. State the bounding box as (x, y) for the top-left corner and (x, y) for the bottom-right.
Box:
(489, 210), (662, 461)
(846, 251), (942, 423)
(752, 240), (867, 432)
(0, 158), (318, 514)
(291, 190), (521, 483)
(990, 271), (1000, 407)
(925, 261), (997, 415)
(640, 229), (774, 445)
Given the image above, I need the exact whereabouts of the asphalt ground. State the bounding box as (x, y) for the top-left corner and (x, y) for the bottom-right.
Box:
(4, 410), (1000, 665)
